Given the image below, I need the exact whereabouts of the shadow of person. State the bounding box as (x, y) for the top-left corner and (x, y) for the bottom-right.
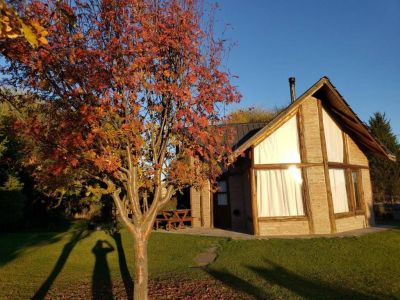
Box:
(92, 240), (115, 300)
(112, 232), (133, 300)
(32, 228), (88, 300)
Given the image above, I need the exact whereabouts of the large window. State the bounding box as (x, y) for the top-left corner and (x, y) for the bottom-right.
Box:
(256, 168), (304, 217)
(329, 169), (349, 213)
(322, 109), (344, 162)
(322, 108), (364, 214)
(351, 171), (363, 210)
(254, 115), (305, 217)
(254, 116), (301, 164)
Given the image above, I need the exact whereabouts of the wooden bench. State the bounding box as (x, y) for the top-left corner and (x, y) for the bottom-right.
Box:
(154, 218), (166, 230)
(154, 209), (193, 230)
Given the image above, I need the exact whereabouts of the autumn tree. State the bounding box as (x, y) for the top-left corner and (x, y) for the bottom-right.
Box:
(368, 112), (400, 203)
(0, 0), (48, 47)
(0, 0), (239, 298)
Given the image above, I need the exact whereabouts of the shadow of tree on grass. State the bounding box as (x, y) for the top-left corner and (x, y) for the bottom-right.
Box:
(248, 259), (381, 299)
(207, 259), (382, 299)
(206, 268), (271, 299)
(112, 232), (133, 300)
(0, 230), (67, 266)
(32, 228), (90, 300)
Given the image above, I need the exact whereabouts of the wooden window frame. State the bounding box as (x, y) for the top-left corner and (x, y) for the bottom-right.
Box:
(330, 129), (365, 218)
(327, 166), (365, 219)
(319, 105), (367, 220)
(328, 167), (351, 214)
(254, 167), (307, 219)
(348, 168), (365, 212)
(215, 179), (229, 206)
(250, 111), (313, 233)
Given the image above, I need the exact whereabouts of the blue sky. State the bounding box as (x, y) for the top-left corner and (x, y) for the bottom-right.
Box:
(213, 0), (400, 137)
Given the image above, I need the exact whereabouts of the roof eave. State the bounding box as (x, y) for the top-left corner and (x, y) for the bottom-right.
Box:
(232, 77), (328, 158)
(232, 76), (395, 162)
(320, 79), (396, 162)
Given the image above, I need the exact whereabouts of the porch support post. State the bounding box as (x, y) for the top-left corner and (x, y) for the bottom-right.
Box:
(200, 187), (204, 227)
(250, 147), (259, 235)
(210, 184), (214, 228)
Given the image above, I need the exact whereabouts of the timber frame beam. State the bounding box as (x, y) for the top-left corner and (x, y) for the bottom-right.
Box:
(297, 107), (315, 234)
(317, 99), (337, 233)
(253, 163), (323, 170)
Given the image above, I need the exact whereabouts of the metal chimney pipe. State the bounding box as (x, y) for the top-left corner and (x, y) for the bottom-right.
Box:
(289, 77), (296, 103)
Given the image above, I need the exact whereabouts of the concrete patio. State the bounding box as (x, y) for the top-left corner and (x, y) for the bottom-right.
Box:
(155, 224), (398, 240)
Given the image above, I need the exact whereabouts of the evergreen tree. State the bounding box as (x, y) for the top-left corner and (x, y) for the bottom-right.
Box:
(368, 112), (400, 203)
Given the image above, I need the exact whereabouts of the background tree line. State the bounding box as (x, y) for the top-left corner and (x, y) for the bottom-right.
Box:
(0, 94), (109, 232)
(367, 112), (400, 203)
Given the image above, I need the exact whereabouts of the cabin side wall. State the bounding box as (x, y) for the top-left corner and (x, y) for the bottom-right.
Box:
(362, 169), (375, 226)
(190, 187), (201, 227)
(336, 215), (366, 232)
(201, 182), (212, 228)
(258, 219), (309, 235)
(347, 137), (369, 166)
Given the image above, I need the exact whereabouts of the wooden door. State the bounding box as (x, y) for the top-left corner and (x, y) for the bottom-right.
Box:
(213, 180), (231, 229)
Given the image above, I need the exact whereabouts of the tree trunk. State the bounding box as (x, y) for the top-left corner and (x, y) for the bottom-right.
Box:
(133, 233), (149, 300)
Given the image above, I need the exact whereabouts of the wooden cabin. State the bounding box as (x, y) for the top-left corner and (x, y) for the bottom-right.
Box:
(187, 77), (395, 236)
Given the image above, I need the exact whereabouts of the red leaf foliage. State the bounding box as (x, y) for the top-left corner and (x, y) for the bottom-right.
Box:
(2, 0), (240, 195)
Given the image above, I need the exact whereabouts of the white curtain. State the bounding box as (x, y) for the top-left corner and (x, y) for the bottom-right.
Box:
(322, 109), (344, 162)
(329, 169), (349, 213)
(257, 168), (304, 217)
(254, 115), (301, 164)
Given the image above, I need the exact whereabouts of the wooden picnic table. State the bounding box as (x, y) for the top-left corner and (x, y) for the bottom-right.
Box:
(154, 209), (193, 230)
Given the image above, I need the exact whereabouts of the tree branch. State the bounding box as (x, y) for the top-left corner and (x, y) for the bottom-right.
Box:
(126, 145), (143, 220)
(112, 189), (136, 235)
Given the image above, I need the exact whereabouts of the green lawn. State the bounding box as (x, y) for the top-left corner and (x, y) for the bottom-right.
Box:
(208, 231), (400, 299)
(0, 221), (221, 299)
(0, 221), (399, 299)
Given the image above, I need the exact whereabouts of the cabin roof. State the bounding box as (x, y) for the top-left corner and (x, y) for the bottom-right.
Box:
(226, 122), (268, 149)
(231, 77), (396, 161)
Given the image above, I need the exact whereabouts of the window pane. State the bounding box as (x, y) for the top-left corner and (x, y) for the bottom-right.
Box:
(217, 181), (227, 193)
(322, 109), (344, 162)
(352, 171), (362, 210)
(329, 169), (349, 213)
(217, 193), (228, 206)
(254, 116), (301, 164)
(256, 168), (304, 217)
